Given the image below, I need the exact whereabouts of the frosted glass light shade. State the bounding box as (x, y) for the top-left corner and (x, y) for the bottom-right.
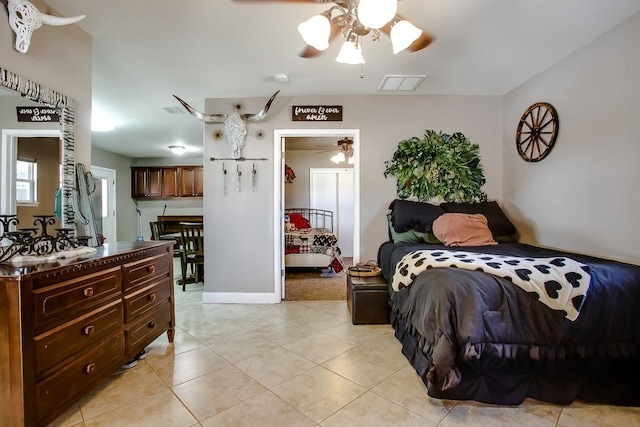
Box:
(335, 40), (365, 64)
(357, 0), (397, 29)
(169, 145), (186, 155)
(298, 15), (331, 50)
(390, 20), (423, 53)
(331, 152), (346, 163)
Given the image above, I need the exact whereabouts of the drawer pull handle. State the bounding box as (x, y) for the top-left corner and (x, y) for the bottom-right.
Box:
(85, 363), (96, 374)
(147, 293), (157, 302)
(83, 287), (94, 297)
(148, 321), (156, 329)
(147, 265), (156, 274)
(83, 325), (95, 335)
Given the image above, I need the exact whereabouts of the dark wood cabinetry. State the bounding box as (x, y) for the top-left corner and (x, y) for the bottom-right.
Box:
(179, 166), (204, 197)
(131, 166), (203, 199)
(0, 241), (175, 427)
(162, 167), (179, 197)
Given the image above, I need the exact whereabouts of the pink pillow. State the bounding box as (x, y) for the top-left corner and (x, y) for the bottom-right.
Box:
(432, 213), (497, 247)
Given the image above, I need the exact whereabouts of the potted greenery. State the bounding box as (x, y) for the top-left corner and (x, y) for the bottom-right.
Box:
(384, 130), (487, 202)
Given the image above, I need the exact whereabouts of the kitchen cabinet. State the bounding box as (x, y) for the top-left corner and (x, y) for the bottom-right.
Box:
(131, 166), (203, 199)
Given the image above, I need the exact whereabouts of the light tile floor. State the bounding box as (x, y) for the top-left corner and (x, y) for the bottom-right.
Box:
(49, 264), (640, 426)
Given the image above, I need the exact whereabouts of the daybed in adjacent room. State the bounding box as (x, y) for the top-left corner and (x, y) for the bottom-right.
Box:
(378, 199), (640, 406)
(284, 208), (343, 272)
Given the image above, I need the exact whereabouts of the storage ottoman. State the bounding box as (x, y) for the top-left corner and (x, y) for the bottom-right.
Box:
(346, 274), (390, 325)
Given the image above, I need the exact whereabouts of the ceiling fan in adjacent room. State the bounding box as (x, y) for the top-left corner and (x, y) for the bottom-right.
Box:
(316, 137), (354, 164)
(232, 0), (435, 64)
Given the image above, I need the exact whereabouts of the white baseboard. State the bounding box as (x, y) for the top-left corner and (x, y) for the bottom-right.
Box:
(202, 291), (280, 304)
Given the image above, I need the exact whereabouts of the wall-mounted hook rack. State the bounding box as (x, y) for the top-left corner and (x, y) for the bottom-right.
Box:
(210, 157), (268, 161)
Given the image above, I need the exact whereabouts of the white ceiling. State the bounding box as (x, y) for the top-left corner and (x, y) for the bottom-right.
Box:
(42, 0), (640, 158)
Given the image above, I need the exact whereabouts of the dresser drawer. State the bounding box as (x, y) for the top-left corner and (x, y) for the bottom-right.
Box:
(122, 253), (171, 291)
(123, 278), (171, 323)
(35, 332), (125, 423)
(125, 301), (172, 356)
(34, 299), (123, 375)
(33, 267), (122, 329)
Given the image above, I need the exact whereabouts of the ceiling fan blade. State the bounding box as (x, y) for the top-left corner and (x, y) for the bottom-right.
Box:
(298, 19), (343, 59)
(381, 14), (436, 53)
(406, 31), (436, 52)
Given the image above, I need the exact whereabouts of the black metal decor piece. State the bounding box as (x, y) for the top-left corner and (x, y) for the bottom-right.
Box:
(0, 214), (91, 263)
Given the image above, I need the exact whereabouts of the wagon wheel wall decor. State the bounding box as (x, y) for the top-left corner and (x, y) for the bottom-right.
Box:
(516, 102), (559, 162)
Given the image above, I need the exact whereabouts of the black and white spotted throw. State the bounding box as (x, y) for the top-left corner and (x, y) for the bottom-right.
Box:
(392, 249), (591, 321)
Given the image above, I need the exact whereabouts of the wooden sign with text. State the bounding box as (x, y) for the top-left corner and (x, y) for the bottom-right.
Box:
(292, 105), (342, 121)
(16, 106), (60, 123)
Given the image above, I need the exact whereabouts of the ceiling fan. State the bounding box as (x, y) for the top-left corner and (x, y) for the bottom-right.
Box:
(232, 0), (435, 61)
(316, 137), (354, 163)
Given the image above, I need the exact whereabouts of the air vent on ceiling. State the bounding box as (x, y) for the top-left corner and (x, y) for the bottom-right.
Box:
(162, 106), (185, 115)
(378, 75), (427, 92)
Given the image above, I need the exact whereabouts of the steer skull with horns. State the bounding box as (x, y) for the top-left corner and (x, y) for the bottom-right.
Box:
(173, 91), (279, 159)
(7, 0), (86, 53)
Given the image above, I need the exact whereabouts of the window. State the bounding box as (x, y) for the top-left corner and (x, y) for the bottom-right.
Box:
(16, 157), (38, 204)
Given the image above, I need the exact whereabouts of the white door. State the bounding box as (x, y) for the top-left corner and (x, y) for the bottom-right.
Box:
(310, 168), (354, 257)
(91, 166), (117, 243)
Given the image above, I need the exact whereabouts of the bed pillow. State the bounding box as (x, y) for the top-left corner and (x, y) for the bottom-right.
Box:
(439, 201), (516, 237)
(387, 215), (440, 244)
(288, 213), (311, 229)
(432, 213), (497, 247)
(389, 199), (445, 232)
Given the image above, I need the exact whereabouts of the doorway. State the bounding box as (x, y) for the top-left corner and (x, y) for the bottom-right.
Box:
(273, 129), (360, 301)
(91, 165), (117, 244)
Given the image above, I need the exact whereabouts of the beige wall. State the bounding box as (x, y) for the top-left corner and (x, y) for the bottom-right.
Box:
(203, 94), (503, 299)
(284, 146), (354, 209)
(503, 12), (640, 264)
(1, 0), (92, 165)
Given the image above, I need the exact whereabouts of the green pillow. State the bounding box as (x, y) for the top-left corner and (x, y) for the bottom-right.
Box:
(387, 215), (440, 244)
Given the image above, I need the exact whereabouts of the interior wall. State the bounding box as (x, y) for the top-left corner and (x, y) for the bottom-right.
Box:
(284, 148), (353, 209)
(0, 0), (92, 165)
(503, 12), (640, 265)
(91, 147), (138, 241)
(16, 137), (60, 228)
(203, 94), (503, 300)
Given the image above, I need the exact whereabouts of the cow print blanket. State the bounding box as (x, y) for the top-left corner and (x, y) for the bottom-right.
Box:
(392, 249), (591, 321)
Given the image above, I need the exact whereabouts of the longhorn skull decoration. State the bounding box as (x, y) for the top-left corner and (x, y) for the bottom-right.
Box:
(173, 91), (279, 159)
(7, 0), (86, 53)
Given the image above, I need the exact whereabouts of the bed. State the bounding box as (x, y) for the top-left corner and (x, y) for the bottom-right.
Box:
(284, 208), (343, 272)
(378, 199), (640, 406)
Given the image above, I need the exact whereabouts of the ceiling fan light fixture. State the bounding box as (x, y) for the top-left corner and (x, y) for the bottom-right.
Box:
(390, 20), (423, 54)
(298, 14), (331, 51)
(357, 0), (397, 30)
(336, 40), (365, 64)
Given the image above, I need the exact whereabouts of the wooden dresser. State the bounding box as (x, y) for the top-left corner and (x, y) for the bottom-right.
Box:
(0, 241), (175, 427)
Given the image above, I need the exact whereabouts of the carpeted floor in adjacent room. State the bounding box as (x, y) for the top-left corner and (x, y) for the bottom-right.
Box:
(283, 258), (352, 301)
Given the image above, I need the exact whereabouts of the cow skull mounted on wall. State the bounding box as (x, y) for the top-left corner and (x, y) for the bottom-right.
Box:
(173, 91), (280, 159)
(7, 0), (86, 53)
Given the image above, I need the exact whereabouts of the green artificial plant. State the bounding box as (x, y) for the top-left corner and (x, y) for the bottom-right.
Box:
(384, 130), (488, 202)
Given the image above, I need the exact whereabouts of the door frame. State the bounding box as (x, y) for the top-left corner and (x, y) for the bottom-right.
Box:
(273, 128), (360, 301)
(91, 165), (117, 243)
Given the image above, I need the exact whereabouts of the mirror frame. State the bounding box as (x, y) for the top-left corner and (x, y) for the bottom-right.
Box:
(0, 67), (76, 229)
